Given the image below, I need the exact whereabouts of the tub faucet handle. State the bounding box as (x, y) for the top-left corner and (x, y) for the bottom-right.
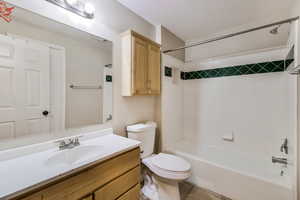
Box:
(280, 138), (288, 154)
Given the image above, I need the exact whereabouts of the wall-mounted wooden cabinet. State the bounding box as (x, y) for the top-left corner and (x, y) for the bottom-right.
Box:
(121, 30), (161, 96)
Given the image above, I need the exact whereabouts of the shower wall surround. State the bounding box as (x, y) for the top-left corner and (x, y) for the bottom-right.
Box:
(181, 59), (293, 80)
(161, 49), (297, 200)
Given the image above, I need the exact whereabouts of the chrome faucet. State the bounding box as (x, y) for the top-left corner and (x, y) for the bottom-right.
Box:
(56, 137), (81, 150)
(272, 156), (288, 165)
(280, 138), (288, 154)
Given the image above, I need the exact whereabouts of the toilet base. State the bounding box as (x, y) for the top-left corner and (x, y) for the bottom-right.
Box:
(153, 175), (181, 200)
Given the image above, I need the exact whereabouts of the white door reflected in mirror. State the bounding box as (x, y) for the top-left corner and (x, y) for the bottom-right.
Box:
(0, 35), (50, 138)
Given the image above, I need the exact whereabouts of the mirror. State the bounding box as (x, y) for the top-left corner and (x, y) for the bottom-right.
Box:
(0, 5), (113, 148)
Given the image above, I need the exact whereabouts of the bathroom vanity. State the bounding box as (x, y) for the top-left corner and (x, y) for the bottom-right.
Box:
(0, 130), (141, 200)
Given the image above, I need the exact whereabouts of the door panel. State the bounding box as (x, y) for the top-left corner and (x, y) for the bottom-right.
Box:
(148, 44), (161, 95)
(0, 35), (50, 139)
(0, 41), (14, 58)
(26, 69), (41, 106)
(0, 37), (17, 139)
(133, 36), (148, 95)
(0, 66), (14, 107)
(18, 39), (50, 136)
(0, 122), (15, 139)
(21, 41), (50, 135)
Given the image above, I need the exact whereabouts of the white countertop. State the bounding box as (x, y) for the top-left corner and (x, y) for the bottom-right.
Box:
(0, 129), (140, 199)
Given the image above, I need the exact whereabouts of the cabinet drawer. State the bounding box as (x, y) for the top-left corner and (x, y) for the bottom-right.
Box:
(117, 184), (140, 200)
(94, 166), (140, 200)
(29, 148), (140, 200)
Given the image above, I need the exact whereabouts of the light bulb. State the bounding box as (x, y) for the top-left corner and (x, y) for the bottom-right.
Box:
(84, 3), (95, 15)
(66, 0), (78, 6)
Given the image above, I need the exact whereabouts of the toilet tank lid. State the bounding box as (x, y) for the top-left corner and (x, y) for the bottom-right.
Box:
(127, 122), (157, 132)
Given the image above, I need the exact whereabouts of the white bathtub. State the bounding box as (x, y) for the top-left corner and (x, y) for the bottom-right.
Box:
(167, 144), (292, 200)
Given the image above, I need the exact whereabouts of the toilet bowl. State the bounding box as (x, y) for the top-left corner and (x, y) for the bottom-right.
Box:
(143, 153), (191, 200)
(127, 122), (191, 200)
(143, 153), (191, 181)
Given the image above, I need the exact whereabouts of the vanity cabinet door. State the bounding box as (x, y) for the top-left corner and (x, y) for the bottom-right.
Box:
(116, 184), (140, 200)
(147, 43), (161, 95)
(132, 36), (149, 95)
(94, 167), (140, 200)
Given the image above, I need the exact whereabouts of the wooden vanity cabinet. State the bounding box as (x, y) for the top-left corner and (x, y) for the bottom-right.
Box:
(121, 30), (161, 96)
(16, 148), (140, 200)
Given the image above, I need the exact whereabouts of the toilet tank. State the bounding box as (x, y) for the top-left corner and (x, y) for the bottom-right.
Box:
(127, 122), (157, 158)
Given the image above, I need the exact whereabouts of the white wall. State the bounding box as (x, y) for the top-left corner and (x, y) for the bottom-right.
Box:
(161, 26), (185, 62)
(103, 66), (113, 123)
(5, 0), (158, 136)
(161, 54), (184, 151)
(290, 1), (300, 199)
(291, 1), (300, 200)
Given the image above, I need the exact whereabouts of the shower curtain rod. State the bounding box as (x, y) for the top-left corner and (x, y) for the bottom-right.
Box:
(163, 16), (300, 54)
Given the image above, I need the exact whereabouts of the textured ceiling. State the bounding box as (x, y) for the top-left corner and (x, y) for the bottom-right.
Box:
(118, 0), (295, 41)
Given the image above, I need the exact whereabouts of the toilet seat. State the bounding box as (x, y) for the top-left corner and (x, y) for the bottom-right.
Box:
(143, 153), (191, 180)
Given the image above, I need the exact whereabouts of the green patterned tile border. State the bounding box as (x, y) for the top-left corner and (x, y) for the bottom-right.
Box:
(182, 59), (294, 80)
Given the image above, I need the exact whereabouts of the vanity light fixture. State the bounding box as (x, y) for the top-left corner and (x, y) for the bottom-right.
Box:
(84, 3), (95, 15)
(66, 0), (78, 6)
(45, 0), (95, 19)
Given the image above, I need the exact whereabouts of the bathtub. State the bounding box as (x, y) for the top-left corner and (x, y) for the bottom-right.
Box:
(167, 144), (293, 200)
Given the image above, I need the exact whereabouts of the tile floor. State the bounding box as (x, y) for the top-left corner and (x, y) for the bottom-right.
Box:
(179, 182), (232, 200)
(141, 181), (232, 200)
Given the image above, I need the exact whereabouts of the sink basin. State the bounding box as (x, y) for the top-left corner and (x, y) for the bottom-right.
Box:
(46, 145), (104, 166)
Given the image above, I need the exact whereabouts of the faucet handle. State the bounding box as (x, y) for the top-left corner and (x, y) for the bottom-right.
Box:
(74, 137), (80, 146)
(68, 138), (74, 143)
(280, 138), (288, 154)
(54, 140), (67, 149)
(54, 139), (65, 144)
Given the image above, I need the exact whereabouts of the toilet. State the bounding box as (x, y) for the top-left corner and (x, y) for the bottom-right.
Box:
(127, 122), (191, 200)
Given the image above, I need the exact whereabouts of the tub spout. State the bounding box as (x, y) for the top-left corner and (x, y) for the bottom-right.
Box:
(272, 157), (287, 165)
